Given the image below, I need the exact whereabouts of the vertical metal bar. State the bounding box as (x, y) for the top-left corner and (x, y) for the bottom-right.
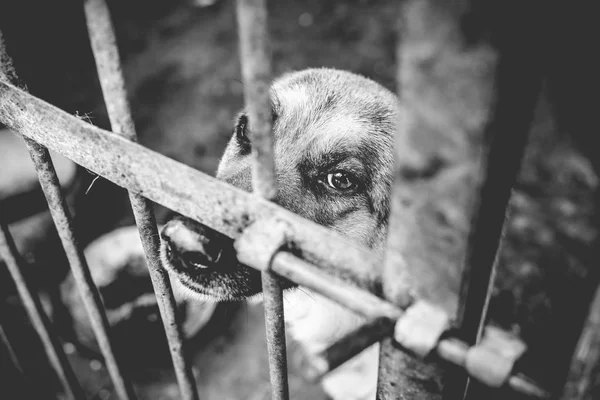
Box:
(448, 2), (545, 399)
(378, 0), (543, 397)
(378, 0), (491, 396)
(82, 2), (200, 399)
(1, 28), (136, 400)
(0, 219), (85, 400)
(559, 283), (600, 400)
(383, 0), (547, 394)
(236, 1), (289, 399)
(25, 140), (138, 400)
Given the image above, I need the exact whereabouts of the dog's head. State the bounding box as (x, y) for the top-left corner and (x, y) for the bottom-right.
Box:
(160, 68), (398, 301)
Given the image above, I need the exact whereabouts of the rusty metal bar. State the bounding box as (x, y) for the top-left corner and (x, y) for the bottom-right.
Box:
(1, 33), (136, 400)
(82, 2), (199, 399)
(559, 283), (600, 400)
(0, 81), (379, 293)
(25, 140), (138, 400)
(0, 45), (552, 400)
(236, 1), (289, 399)
(0, 63), (551, 399)
(0, 219), (85, 400)
(256, 249), (549, 398)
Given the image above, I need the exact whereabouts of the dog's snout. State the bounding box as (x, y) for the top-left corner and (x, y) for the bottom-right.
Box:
(160, 223), (177, 243)
(160, 218), (234, 273)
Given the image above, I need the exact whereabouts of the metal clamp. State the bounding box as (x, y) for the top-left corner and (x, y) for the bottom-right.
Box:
(394, 300), (450, 358)
(465, 326), (527, 387)
(234, 217), (292, 271)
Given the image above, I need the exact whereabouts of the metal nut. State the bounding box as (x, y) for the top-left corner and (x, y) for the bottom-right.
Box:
(465, 326), (527, 387)
(393, 300), (450, 358)
(234, 217), (291, 271)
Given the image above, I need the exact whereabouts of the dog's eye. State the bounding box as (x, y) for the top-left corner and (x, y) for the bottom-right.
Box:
(326, 171), (357, 191)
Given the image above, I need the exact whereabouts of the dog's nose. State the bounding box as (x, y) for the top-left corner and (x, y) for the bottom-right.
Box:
(160, 219), (229, 272)
(160, 222), (177, 243)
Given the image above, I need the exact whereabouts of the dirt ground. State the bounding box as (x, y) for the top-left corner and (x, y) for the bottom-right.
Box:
(1, 0), (598, 399)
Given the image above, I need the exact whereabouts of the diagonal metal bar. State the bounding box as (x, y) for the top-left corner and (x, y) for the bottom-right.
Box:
(559, 282), (600, 400)
(0, 219), (85, 400)
(1, 29), (135, 400)
(0, 323), (23, 376)
(24, 139), (138, 400)
(236, 1), (289, 399)
(82, 1), (199, 399)
(0, 81), (380, 293)
(240, 248), (550, 398)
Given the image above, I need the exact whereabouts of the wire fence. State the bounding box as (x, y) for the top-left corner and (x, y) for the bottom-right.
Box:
(0, 0), (598, 399)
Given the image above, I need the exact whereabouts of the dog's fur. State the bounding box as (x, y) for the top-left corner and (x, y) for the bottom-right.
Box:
(160, 68), (399, 399)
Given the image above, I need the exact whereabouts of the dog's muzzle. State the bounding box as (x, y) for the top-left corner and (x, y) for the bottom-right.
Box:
(160, 217), (236, 274)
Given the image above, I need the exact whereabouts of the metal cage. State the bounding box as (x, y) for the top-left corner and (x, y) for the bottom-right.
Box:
(0, 0), (597, 399)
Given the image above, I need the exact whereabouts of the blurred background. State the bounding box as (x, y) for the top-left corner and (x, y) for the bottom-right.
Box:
(0, 0), (597, 399)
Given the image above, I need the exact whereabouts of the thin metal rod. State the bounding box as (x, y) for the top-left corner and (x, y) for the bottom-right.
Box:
(0, 81), (379, 293)
(236, 1), (289, 399)
(447, 2), (545, 398)
(83, 2), (199, 399)
(303, 317), (395, 381)
(0, 34), (135, 399)
(267, 251), (549, 398)
(380, 0), (497, 396)
(559, 283), (600, 400)
(24, 139), (137, 400)
(0, 219), (85, 400)
(0, 323), (24, 376)
(273, 253), (402, 320)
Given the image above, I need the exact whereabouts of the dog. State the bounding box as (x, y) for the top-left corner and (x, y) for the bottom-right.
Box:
(160, 68), (399, 399)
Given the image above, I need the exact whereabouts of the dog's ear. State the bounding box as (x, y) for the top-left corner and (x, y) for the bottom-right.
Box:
(233, 112), (251, 154)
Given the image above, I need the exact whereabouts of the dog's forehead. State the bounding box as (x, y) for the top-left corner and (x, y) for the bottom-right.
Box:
(270, 79), (369, 155)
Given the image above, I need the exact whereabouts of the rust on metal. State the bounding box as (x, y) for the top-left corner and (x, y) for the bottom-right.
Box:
(83, 2), (199, 399)
(236, 0), (289, 398)
(1, 31), (136, 400)
(0, 219), (85, 400)
(0, 65), (552, 400)
(0, 81), (379, 293)
(25, 139), (138, 400)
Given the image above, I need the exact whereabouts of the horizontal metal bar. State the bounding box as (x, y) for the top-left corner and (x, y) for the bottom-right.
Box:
(272, 252), (401, 320)
(0, 219), (85, 400)
(236, 0), (289, 397)
(83, 1), (200, 399)
(0, 81), (380, 293)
